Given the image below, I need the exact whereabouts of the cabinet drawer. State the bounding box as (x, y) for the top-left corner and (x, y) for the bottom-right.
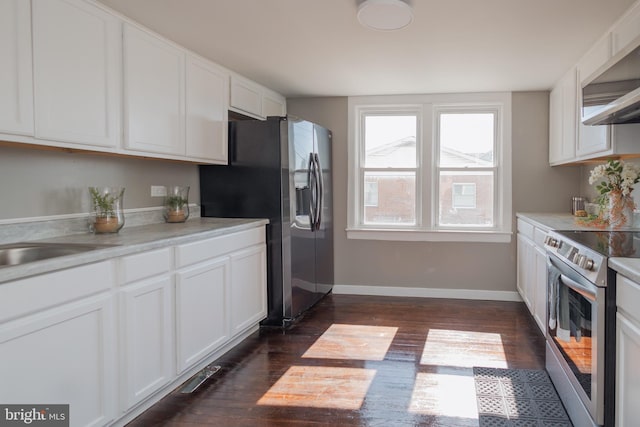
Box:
(618, 274), (640, 323)
(120, 247), (172, 284)
(0, 260), (114, 323)
(517, 219), (535, 240)
(176, 228), (265, 268)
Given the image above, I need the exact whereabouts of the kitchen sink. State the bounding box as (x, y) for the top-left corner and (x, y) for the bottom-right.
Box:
(0, 242), (115, 268)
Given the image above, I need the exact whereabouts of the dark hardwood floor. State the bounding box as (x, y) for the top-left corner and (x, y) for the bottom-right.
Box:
(128, 294), (546, 426)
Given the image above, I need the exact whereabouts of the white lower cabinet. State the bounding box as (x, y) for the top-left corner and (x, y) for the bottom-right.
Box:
(120, 276), (174, 410)
(230, 245), (268, 335)
(176, 257), (230, 373)
(516, 218), (548, 334)
(0, 225), (267, 427)
(616, 274), (640, 427)
(0, 293), (117, 427)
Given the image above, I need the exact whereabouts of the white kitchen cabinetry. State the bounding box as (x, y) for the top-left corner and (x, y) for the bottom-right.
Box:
(0, 0), (33, 136)
(230, 74), (287, 119)
(185, 55), (229, 163)
(175, 257), (230, 374)
(118, 248), (174, 411)
(262, 87), (287, 118)
(549, 68), (577, 165)
(576, 35), (612, 158)
(516, 218), (549, 334)
(230, 245), (268, 335)
(612, 1), (640, 55)
(0, 262), (117, 427)
(174, 227), (267, 373)
(123, 23), (185, 155)
(32, 0), (121, 148)
(615, 274), (640, 427)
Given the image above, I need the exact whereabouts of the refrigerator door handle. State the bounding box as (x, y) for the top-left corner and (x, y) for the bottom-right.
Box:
(314, 153), (323, 231)
(308, 153), (317, 229)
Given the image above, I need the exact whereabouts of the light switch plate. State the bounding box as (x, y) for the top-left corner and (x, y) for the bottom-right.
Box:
(151, 185), (166, 197)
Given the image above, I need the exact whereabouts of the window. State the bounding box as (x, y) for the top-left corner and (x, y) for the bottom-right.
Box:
(361, 113), (418, 225)
(347, 93), (512, 242)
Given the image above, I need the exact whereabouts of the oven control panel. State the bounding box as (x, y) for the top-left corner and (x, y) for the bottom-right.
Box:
(544, 231), (607, 286)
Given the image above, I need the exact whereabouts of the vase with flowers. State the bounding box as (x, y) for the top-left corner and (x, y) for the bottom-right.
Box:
(589, 159), (640, 228)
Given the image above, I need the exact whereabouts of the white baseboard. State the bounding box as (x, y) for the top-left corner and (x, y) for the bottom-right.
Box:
(332, 284), (522, 302)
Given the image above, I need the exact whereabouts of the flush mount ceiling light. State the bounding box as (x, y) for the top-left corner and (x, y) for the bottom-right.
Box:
(357, 0), (413, 31)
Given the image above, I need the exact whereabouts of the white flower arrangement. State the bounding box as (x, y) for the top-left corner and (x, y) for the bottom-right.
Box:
(589, 159), (640, 197)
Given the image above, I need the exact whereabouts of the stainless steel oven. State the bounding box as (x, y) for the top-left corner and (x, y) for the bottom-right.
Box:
(544, 230), (622, 427)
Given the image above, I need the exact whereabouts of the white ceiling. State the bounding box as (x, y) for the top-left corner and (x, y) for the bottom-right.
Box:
(97, 0), (637, 98)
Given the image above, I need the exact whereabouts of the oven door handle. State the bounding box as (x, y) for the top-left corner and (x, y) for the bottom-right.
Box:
(559, 273), (597, 302)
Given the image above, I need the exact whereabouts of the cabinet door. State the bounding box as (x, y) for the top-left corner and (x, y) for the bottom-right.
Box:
(176, 258), (230, 374)
(533, 245), (548, 334)
(0, 0), (33, 135)
(230, 245), (267, 335)
(262, 89), (286, 118)
(576, 36), (611, 157)
(124, 24), (185, 155)
(230, 74), (263, 118)
(0, 294), (116, 427)
(616, 312), (640, 427)
(120, 276), (174, 410)
(32, 0), (120, 147)
(612, 2), (640, 55)
(516, 234), (533, 310)
(549, 68), (576, 164)
(186, 55), (228, 162)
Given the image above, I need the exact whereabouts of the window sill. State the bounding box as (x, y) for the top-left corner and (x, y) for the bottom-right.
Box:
(346, 228), (512, 243)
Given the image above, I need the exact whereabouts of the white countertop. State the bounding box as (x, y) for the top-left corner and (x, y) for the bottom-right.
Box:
(0, 217), (269, 284)
(518, 212), (640, 281)
(516, 212), (614, 232)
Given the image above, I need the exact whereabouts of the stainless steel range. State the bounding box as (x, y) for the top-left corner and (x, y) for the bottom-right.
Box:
(543, 230), (638, 427)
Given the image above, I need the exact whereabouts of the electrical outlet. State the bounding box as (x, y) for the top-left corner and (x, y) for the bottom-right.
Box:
(151, 185), (167, 197)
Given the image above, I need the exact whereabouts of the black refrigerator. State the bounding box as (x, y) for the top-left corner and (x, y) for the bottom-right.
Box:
(199, 116), (333, 327)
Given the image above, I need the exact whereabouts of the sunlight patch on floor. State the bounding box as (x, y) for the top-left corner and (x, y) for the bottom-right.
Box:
(420, 329), (508, 368)
(409, 371), (479, 422)
(257, 366), (377, 410)
(302, 324), (398, 361)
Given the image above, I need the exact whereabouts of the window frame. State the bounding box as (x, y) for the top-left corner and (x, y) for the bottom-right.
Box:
(347, 93), (512, 243)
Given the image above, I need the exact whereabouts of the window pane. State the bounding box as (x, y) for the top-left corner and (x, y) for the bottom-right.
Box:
(439, 171), (493, 226)
(364, 172), (415, 225)
(439, 113), (494, 167)
(365, 115), (416, 168)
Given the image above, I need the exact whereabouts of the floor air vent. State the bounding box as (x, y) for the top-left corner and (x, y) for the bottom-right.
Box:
(179, 364), (221, 394)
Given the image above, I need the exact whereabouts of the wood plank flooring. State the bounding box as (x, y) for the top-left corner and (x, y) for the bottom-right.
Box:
(128, 294), (545, 426)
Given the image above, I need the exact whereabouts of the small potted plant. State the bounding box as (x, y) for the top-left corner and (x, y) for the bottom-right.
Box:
(89, 186), (125, 233)
(163, 186), (190, 223)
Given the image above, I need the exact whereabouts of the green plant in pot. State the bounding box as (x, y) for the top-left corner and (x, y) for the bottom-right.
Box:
(89, 186), (125, 233)
(163, 186), (190, 223)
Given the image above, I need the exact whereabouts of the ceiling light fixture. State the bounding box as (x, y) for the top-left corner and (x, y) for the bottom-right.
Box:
(357, 0), (413, 31)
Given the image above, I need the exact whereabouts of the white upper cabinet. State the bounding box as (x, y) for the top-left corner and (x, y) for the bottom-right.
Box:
(123, 24), (185, 155)
(230, 73), (287, 119)
(32, 0), (121, 148)
(549, 68), (577, 165)
(0, 0), (33, 135)
(186, 55), (229, 163)
(230, 74), (264, 118)
(576, 35), (612, 157)
(262, 88), (287, 118)
(612, 1), (640, 55)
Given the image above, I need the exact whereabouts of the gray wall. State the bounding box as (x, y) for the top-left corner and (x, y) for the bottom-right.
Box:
(0, 145), (199, 220)
(288, 92), (581, 292)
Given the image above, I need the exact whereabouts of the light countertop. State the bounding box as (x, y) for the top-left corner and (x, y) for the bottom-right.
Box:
(0, 217), (268, 284)
(518, 212), (640, 281)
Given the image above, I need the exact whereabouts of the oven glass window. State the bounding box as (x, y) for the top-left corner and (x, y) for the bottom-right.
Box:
(548, 277), (593, 398)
